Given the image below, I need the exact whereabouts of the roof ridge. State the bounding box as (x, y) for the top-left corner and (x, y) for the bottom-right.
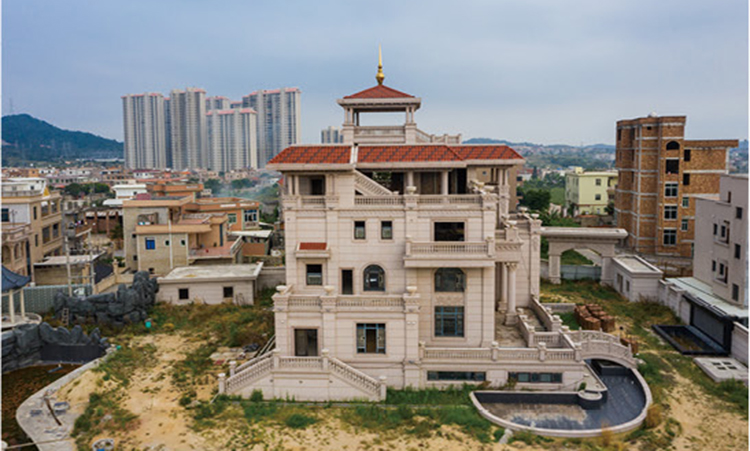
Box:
(445, 145), (466, 161)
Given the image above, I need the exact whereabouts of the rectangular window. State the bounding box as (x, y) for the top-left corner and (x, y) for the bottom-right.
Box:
(509, 372), (563, 384)
(664, 205), (678, 220)
(684, 148), (691, 162)
(1, 208), (8, 222)
(228, 213), (237, 225)
(178, 288), (189, 300)
(35, 235), (39, 247)
(736, 207), (743, 220)
(381, 221), (393, 240)
(665, 159), (679, 174)
(244, 209), (257, 223)
(306, 264), (323, 286)
(435, 306), (465, 337)
(356, 323), (386, 354)
(434, 222), (465, 242)
(595, 194), (602, 201)
(310, 177), (325, 195)
(663, 229), (677, 246)
(341, 269), (353, 295)
(427, 371), (486, 381)
(354, 221), (366, 240)
(626, 281), (631, 292)
(223, 286), (234, 298)
(595, 179), (601, 186)
(683, 174), (690, 186)
(712, 260), (716, 272)
(145, 238), (156, 250)
(665, 183), (678, 198)
(33, 207), (37, 220)
(682, 197), (689, 208)
(713, 224), (718, 235)
(732, 284), (740, 302)
(735, 244), (741, 260)
(681, 219), (689, 232)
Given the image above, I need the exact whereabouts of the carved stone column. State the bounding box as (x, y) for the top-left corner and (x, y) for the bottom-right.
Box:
(505, 262), (518, 325)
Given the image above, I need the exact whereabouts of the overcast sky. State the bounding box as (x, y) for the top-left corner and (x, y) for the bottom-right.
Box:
(3, 0), (748, 145)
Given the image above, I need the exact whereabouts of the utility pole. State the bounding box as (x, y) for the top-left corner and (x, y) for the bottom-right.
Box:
(64, 233), (73, 296)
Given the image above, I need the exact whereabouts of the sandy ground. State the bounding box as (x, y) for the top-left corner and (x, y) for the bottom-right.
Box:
(57, 332), (748, 451)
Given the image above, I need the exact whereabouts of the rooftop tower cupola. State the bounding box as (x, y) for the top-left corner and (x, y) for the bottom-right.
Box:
(337, 48), (460, 145)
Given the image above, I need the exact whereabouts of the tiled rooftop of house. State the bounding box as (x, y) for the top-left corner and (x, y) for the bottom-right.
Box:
(343, 84), (414, 99)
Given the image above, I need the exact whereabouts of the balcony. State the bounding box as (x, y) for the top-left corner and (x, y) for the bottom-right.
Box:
(283, 293), (406, 312)
(188, 239), (242, 261)
(404, 239), (495, 268)
(2, 223), (31, 244)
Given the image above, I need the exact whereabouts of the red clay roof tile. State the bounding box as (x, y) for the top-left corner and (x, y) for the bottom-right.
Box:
(344, 85), (414, 99)
(299, 242), (327, 251)
(358, 145), (462, 163)
(267, 146), (350, 165)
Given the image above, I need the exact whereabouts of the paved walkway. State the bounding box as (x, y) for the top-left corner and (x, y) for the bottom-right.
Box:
(16, 351), (113, 451)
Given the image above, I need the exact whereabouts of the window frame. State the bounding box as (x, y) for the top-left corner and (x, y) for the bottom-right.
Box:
(178, 288), (189, 300)
(434, 268), (466, 292)
(354, 221), (366, 240)
(223, 286), (234, 299)
(145, 237), (156, 250)
(356, 323), (386, 354)
(735, 243), (742, 260)
(664, 205), (678, 220)
(434, 306), (465, 337)
(681, 219), (689, 232)
(380, 220), (393, 240)
(663, 229), (677, 246)
(664, 183), (678, 198)
(306, 264), (323, 286)
(363, 265), (385, 292)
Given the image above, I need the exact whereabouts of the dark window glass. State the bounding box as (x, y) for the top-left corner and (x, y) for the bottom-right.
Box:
(341, 269), (353, 295)
(683, 173), (690, 185)
(427, 371), (486, 381)
(666, 141), (680, 150)
(732, 284), (740, 301)
(434, 222), (465, 242)
(666, 159), (679, 174)
(684, 148), (691, 161)
(663, 230), (677, 246)
(363, 265), (385, 291)
(1, 208), (8, 222)
(354, 221), (366, 240)
(381, 221), (393, 240)
(735, 244), (741, 259)
(310, 177), (325, 195)
(435, 306), (464, 337)
(509, 372), (563, 383)
(306, 264), (323, 286)
(223, 286), (234, 298)
(179, 288), (189, 300)
(736, 207), (743, 219)
(434, 268), (465, 292)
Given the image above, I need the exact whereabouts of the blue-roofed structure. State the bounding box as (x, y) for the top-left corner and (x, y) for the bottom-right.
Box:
(2, 265), (31, 292)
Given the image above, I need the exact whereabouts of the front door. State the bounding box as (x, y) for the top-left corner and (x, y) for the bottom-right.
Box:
(294, 329), (319, 356)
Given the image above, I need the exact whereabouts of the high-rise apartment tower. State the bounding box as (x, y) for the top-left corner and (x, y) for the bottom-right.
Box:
(122, 93), (168, 169)
(242, 88), (301, 167)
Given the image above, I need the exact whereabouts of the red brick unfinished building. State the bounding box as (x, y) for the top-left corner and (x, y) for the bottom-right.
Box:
(615, 114), (737, 258)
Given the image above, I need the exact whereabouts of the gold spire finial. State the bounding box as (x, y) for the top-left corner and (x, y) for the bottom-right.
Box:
(376, 45), (385, 85)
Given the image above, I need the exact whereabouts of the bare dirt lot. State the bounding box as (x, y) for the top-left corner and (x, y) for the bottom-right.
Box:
(56, 329), (748, 451)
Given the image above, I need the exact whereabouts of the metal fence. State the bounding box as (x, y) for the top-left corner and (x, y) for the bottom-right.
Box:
(3, 284), (94, 315)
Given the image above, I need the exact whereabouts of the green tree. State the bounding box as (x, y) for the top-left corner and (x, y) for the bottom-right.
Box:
(64, 183), (84, 197)
(204, 178), (223, 193)
(92, 183), (110, 194)
(521, 189), (550, 212)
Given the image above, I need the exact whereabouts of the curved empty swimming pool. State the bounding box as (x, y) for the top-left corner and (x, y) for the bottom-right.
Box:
(472, 360), (651, 437)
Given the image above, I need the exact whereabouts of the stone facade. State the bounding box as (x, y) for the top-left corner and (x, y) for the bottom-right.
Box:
(220, 80), (639, 401)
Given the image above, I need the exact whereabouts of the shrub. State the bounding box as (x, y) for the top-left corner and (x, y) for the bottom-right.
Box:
(644, 404), (662, 429)
(285, 413), (318, 429)
(249, 389), (264, 403)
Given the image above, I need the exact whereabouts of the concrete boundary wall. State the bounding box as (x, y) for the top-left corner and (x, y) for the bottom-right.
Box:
(257, 266), (286, 291)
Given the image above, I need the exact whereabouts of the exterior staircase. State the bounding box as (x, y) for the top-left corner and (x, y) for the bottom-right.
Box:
(222, 350), (385, 401)
(353, 170), (395, 196)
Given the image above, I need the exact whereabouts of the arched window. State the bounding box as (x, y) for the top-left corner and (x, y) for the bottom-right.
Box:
(666, 141), (680, 150)
(363, 265), (385, 291)
(435, 268), (465, 292)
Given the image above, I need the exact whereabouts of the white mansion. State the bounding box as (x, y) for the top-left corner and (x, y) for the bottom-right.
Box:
(218, 74), (637, 401)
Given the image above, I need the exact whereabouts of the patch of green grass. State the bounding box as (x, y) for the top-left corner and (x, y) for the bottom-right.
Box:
(560, 249), (594, 266)
(94, 343), (156, 387)
(508, 429), (553, 446)
(558, 311), (580, 330)
(284, 413), (318, 429)
(72, 391), (138, 449)
(340, 404), (496, 443)
(386, 385), (476, 406)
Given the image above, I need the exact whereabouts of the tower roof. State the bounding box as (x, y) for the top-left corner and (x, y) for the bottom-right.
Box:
(343, 84), (415, 100)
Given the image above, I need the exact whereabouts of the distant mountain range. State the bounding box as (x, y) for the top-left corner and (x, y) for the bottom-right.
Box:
(464, 137), (615, 152)
(2, 114), (123, 165)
